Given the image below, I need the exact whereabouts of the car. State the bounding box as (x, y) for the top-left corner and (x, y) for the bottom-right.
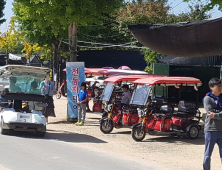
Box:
(0, 65), (51, 137)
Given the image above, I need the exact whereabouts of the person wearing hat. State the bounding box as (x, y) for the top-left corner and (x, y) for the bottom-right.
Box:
(121, 84), (131, 109)
(76, 82), (88, 126)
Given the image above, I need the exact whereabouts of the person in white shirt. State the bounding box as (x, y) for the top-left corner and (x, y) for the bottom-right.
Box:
(121, 84), (131, 109)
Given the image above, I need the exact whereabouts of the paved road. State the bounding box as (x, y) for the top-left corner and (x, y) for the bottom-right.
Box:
(0, 132), (153, 170)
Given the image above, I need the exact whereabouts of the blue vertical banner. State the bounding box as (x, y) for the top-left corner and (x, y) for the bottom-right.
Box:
(66, 62), (85, 119)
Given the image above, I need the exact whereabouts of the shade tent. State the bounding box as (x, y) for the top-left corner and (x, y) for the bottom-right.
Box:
(128, 17), (222, 57)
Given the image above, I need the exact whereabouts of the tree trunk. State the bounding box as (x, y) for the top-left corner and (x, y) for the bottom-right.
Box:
(53, 38), (62, 88)
(6, 50), (8, 65)
(68, 23), (78, 62)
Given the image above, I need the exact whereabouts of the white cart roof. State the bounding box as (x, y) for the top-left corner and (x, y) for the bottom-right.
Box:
(0, 65), (51, 79)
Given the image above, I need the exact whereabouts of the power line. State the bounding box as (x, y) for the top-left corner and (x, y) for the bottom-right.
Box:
(62, 40), (147, 49)
(171, 1), (184, 10)
(77, 40), (138, 46)
(78, 31), (122, 39)
(77, 45), (147, 49)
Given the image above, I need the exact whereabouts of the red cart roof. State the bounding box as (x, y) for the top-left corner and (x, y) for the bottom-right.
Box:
(104, 74), (166, 83)
(133, 77), (202, 86)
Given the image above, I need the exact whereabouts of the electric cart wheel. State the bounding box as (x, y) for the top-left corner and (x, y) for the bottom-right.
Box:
(36, 126), (46, 137)
(56, 93), (62, 99)
(100, 119), (113, 134)
(0, 119), (9, 135)
(187, 125), (199, 139)
(131, 125), (146, 142)
(36, 131), (46, 137)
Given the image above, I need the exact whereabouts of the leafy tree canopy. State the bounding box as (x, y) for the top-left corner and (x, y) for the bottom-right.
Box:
(15, 0), (123, 36)
(184, 0), (222, 10)
(0, 17), (23, 52)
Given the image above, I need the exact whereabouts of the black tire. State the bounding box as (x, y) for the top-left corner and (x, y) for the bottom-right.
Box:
(36, 131), (46, 137)
(0, 118), (9, 135)
(100, 119), (113, 134)
(102, 112), (108, 118)
(36, 126), (46, 137)
(131, 125), (146, 142)
(187, 125), (199, 139)
(56, 93), (62, 99)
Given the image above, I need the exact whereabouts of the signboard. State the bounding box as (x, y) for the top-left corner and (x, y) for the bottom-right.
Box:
(66, 62), (85, 119)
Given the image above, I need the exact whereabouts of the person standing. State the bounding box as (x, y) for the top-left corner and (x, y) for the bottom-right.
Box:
(40, 77), (56, 124)
(75, 82), (88, 126)
(203, 78), (222, 170)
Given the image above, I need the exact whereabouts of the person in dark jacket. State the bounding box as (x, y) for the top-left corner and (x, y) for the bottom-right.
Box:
(203, 78), (222, 170)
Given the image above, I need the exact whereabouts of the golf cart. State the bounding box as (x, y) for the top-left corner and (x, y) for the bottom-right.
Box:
(130, 76), (202, 141)
(99, 74), (165, 134)
(0, 65), (51, 137)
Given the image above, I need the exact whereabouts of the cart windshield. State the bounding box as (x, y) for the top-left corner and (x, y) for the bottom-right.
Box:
(9, 76), (43, 95)
(101, 83), (114, 101)
(130, 85), (151, 105)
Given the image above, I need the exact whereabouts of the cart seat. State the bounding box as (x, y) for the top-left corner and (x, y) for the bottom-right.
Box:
(173, 101), (198, 118)
(173, 112), (195, 118)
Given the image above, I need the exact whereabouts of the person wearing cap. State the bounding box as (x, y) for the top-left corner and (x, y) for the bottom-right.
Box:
(76, 82), (88, 126)
(121, 84), (131, 109)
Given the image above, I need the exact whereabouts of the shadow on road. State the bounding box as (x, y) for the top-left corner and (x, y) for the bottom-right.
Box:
(9, 130), (107, 144)
(143, 136), (205, 145)
(45, 130), (107, 143)
(111, 131), (131, 135)
(49, 121), (75, 125)
(88, 118), (101, 120)
(49, 119), (100, 125)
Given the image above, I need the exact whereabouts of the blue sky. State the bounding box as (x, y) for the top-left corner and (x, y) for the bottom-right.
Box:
(1, 0), (222, 32)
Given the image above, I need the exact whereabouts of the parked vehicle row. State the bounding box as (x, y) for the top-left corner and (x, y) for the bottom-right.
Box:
(99, 75), (202, 141)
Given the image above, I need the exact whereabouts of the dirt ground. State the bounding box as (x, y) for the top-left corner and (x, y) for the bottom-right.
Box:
(47, 97), (221, 170)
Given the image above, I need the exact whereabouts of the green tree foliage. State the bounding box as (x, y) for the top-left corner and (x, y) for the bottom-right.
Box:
(143, 3), (210, 73)
(115, 1), (169, 73)
(13, 2), (67, 46)
(184, 0), (222, 10)
(15, 0), (123, 61)
(0, 17), (23, 53)
(77, 1), (170, 50)
(13, 2), (66, 77)
(0, 0), (6, 25)
(115, 1), (210, 73)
